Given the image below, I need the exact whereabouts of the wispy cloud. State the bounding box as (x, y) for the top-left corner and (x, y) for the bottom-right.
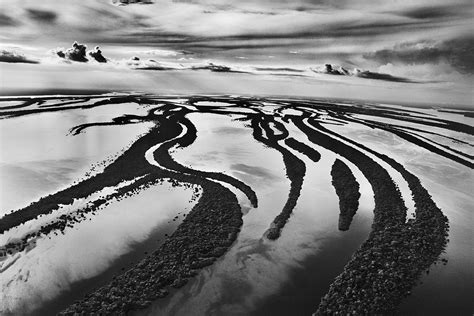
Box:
(26, 8), (58, 24)
(395, 3), (472, 20)
(112, 0), (153, 5)
(0, 12), (17, 26)
(364, 35), (474, 74)
(0, 50), (39, 64)
(0, 0), (472, 104)
(43, 41), (418, 83)
(1, 0), (471, 43)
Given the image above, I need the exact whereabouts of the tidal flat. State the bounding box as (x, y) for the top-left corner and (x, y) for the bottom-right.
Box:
(0, 94), (472, 315)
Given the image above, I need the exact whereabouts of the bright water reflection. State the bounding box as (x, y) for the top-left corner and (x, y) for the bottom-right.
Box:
(141, 113), (375, 315)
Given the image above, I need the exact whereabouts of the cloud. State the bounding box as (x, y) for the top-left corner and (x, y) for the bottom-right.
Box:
(323, 63), (350, 75)
(400, 6), (456, 19)
(130, 49), (193, 57)
(364, 36), (474, 74)
(54, 42), (109, 63)
(42, 37), (416, 83)
(0, 13), (17, 26)
(255, 67), (305, 73)
(120, 56), (183, 70)
(1, 0), (472, 72)
(26, 8), (58, 23)
(122, 58), (246, 73)
(191, 62), (246, 73)
(353, 70), (414, 83)
(396, 3), (471, 20)
(376, 62), (465, 82)
(55, 41), (88, 62)
(112, 0), (153, 5)
(125, 56), (414, 82)
(0, 50), (39, 64)
(311, 63), (414, 82)
(88, 46), (107, 63)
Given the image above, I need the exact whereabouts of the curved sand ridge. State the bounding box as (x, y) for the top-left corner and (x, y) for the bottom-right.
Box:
(0, 95), (471, 314)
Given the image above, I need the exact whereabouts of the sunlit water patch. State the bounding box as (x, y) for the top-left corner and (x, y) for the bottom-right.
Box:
(1, 181), (199, 315)
(0, 107), (153, 213)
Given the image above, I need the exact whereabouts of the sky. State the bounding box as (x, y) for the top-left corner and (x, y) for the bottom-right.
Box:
(0, 0), (473, 106)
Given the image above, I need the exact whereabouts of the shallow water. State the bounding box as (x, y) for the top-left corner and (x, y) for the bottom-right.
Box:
(0, 105), (154, 213)
(1, 180), (198, 315)
(139, 112), (376, 315)
(397, 151), (473, 314)
(0, 104), (191, 315)
(0, 96), (472, 315)
(328, 114), (474, 314)
(35, 181), (199, 316)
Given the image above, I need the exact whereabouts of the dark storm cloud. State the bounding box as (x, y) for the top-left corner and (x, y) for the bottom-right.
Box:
(365, 36), (474, 74)
(26, 8), (58, 23)
(0, 13), (17, 26)
(0, 50), (39, 64)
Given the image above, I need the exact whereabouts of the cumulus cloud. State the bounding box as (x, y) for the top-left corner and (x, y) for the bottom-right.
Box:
(0, 50), (39, 64)
(88, 46), (107, 63)
(1, 0), (472, 75)
(55, 41), (88, 62)
(54, 42), (109, 63)
(323, 63), (350, 75)
(44, 39), (415, 83)
(364, 36), (474, 74)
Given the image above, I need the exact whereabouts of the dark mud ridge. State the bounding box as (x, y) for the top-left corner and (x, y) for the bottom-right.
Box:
(309, 121), (449, 315)
(0, 95), (468, 314)
(60, 178), (242, 315)
(330, 159), (361, 231)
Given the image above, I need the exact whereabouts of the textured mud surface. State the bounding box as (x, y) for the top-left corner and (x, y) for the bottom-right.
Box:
(1, 95), (471, 315)
(331, 159), (361, 231)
